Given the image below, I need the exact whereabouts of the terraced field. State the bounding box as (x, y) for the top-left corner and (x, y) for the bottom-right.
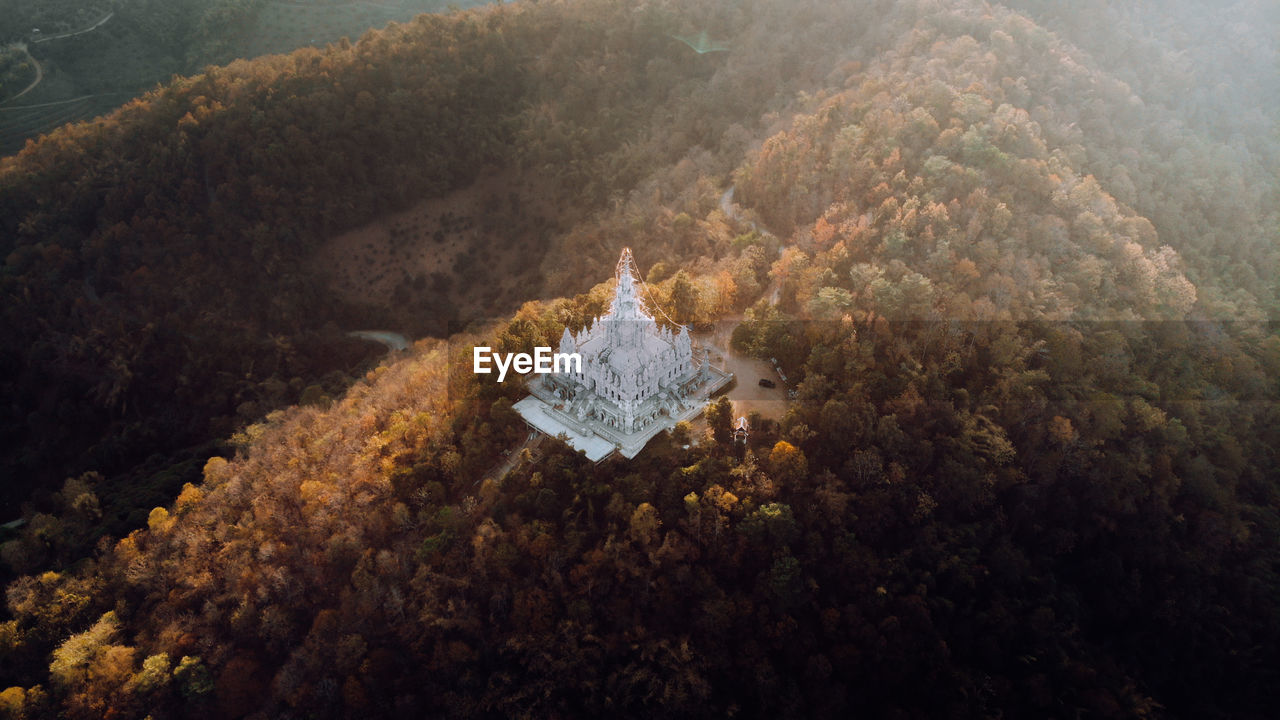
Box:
(0, 97), (94, 154)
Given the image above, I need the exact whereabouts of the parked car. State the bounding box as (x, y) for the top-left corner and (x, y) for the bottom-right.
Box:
(758, 378), (776, 388)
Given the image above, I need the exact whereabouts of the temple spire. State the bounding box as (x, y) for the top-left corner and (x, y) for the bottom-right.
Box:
(616, 247), (638, 282)
(609, 247), (652, 322)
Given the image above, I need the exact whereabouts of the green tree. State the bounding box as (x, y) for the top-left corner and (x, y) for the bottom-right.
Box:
(707, 397), (734, 445)
(173, 656), (213, 700)
(670, 271), (698, 324)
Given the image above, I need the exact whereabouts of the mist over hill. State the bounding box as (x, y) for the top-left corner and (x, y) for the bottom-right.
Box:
(0, 0), (1277, 717)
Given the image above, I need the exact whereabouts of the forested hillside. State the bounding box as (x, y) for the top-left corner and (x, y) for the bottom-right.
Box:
(0, 1), (490, 154)
(0, 0), (896, 525)
(1, 0), (1277, 717)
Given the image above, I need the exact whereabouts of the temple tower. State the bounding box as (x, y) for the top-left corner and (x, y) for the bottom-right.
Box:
(515, 247), (734, 460)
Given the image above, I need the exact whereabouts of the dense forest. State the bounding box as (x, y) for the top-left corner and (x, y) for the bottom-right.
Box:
(1, 0), (1278, 717)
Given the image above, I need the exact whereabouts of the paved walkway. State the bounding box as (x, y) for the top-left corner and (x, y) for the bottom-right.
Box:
(694, 319), (791, 420)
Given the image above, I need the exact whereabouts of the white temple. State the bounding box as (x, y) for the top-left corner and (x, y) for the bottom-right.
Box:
(514, 248), (732, 461)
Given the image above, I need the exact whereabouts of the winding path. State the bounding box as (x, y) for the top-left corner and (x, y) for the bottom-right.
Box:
(3, 45), (42, 104)
(477, 433), (542, 487)
(31, 12), (115, 44)
(3, 11), (115, 107)
(347, 330), (410, 351)
(720, 186), (783, 305)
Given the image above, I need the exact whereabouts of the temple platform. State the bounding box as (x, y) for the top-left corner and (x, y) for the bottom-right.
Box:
(515, 363), (732, 461)
(513, 395), (620, 461)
